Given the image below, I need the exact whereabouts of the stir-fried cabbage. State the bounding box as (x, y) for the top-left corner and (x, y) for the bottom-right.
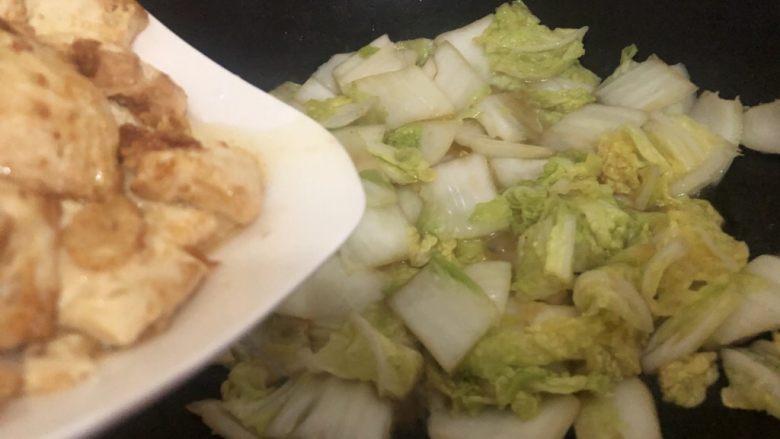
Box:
(203, 2), (780, 438)
(475, 1), (587, 86)
(428, 395), (579, 439)
(721, 337), (780, 419)
(310, 305), (423, 399)
(741, 100), (780, 154)
(658, 352), (719, 408)
(575, 378), (662, 439)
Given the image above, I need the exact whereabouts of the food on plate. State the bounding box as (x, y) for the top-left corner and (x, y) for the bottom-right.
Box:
(0, 0), (264, 407)
(0, 26), (121, 200)
(24, 0), (148, 48)
(0, 179), (60, 350)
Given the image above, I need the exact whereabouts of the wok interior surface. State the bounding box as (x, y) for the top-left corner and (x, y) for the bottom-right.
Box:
(107, 0), (780, 437)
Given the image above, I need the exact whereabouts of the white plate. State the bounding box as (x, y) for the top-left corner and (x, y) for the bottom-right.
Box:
(0, 17), (364, 439)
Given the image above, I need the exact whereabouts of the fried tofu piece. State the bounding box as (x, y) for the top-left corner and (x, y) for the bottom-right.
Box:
(67, 38), (190, 132)
(0, 360), (21, 405)
(22, 333), (99, 394)
(141, 202), (237, 252)
(62, 196), (143, 271)
(131, 145), (264, 225)
(0, 179), (60, 350)
(25, 0), (148, 48)
(108, 99), (139, 125)
(58, 233), (209, 347)
(112, 63), (190, 132)
(70, 39), (143, 96)
(0, 0), (26, 24)
(0, 28), (120, 200)
(120, 125), (265, 225)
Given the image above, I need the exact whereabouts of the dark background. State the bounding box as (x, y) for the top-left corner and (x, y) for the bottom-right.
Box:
(101, 0), (780, 437)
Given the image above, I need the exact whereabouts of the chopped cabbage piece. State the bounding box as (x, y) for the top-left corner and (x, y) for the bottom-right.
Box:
(333, 35), (406, 89)
(428, 396), (579, 439)
(490, 158), (548, 188)
(658, 352), (719, 408)
(575, 378), (662, 439)
(311, 305), (423, 399)
(690, 91), (743, 145)
(475, 93), (533, 142)
(540, 104), (648, 152)
(721, 338), (780, 419)
(741, 100), (780, 154)
(312, 52), (352, 93)
(418, 154), (503, 239)
(476, 2), (588, 84)
(642, 279), (741, 373)
(435, 15), (493, 80)
(644, 113), (737, 196)
(711, 255), (780, 345)
(389, 255), (499, 372)
(294, 77), (336, 103)
(340, 205), (412, 268)
(352, 66), (455, 128)
(366, 140), (435, 185)
(397, 38), (435, 65)
(433, 41), (489, 111)
(419, 120), (459, 165)
(573, 265), (654, 333)
(596, 56), (697, 112)
(331, 125), (386, 170)
(464, 261), (512, 312)
(276, 256), (386, 326)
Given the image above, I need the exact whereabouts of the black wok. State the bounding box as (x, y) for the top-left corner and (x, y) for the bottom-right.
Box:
(104, 1), (780, 437)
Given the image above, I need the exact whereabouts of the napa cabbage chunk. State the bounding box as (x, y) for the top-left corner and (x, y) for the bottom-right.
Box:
(657, 352), (719, 408)
(721, 337), (780, 419)
(311, 305), (423, 399)
(504, 152), (650, 299)
(476, 1), (588, 85)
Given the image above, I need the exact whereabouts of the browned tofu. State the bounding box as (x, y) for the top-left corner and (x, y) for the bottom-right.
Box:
(141, 201), (237, 252)
(0, 179), (60, 350)
(58, 232), (210, 347)
(67, 38), (190, 133)
(70, 39), (144, 96)
(0, 0), (26, 24)
(61, 196), (144, 271)
(22, 333), (99, 394)
(25, 0), (148, 48)
(120, 125), (265, 225)
(0, 28), (121, 200)
(112, 64), (191, 133)
(0, 360), (21, 405)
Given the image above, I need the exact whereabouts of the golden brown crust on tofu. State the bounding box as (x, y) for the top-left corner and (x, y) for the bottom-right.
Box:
(67, 39), (190, 133)
(127, 141), (265, 225)
(0, 1), (26, 25)
(25, 0), (148, 48)
(141, 201), (238, 253)
(22, 333), (99, 394)
(119, 123), (202, 167)
(112, 64), (190, 133)
(58, 235), (210, 347)
(118, 124), (263, 225)
(70, 39), (144, 96)
(0, 28), (121, 200)
(62, 196), (144, 271)
(0, 179), (60, 350)
(0, 361), (21, 404)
